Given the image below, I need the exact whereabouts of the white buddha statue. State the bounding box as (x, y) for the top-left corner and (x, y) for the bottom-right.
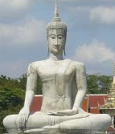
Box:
(3, 3), (111, 134)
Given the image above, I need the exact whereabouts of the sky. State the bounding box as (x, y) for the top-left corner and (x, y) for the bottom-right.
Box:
(0, 0), (115, 78)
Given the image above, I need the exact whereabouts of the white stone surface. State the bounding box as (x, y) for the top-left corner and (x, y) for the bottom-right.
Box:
(3, 2), (112, 134)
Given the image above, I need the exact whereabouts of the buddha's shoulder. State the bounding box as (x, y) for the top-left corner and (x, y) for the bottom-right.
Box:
(68, 59), (85, 67)
(28, 60), (48, 69)
(28, 59), (85, 69)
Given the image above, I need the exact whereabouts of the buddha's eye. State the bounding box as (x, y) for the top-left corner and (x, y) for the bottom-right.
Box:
(50, 36), (55, 39)
(58, 36), (63, 39)
(51, 36), (55, 39)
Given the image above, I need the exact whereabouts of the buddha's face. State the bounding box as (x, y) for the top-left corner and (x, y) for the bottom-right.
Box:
(47, 29), (66, 55)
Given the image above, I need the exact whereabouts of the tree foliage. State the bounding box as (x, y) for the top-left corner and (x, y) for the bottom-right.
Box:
(0, 87), (25, 133)
(0, 74), (42, 93)
(0, 74), (26, 90)
(87, 74), (112, 94)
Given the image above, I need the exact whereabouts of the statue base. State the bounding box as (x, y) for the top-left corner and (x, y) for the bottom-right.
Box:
(3, 132), (114, 134)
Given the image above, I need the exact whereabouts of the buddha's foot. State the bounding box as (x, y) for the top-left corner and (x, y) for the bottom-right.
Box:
(24, 125), (60, 134)
(43, 125), (60, 133)
(24, 128), (44, 133)
(74, 113), (90, 118)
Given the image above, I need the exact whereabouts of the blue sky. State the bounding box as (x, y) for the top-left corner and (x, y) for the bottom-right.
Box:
(0, 0), (115, 78)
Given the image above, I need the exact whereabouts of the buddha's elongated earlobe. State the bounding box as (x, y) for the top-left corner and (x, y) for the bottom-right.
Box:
(64, 46), (66, 55)
(47, 45), (49, 56)
(47, 36), (49, 56)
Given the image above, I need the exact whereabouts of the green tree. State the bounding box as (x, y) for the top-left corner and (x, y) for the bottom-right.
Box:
(0, 74), (42, 93)
(0, 75), (20, 89)
(87, 74), (112, 94)
(0, 87), (25, 133)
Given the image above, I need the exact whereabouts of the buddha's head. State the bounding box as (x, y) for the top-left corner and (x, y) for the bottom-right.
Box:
(46, 3), (67, 55)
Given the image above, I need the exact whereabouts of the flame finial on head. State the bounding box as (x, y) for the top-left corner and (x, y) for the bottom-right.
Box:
(46, 0), (67, 32)
(53, 0), (61, 21)
(54, 0), (59, 18)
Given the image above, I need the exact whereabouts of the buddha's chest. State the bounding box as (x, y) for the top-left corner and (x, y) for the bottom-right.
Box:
(37, 60), (76, 82)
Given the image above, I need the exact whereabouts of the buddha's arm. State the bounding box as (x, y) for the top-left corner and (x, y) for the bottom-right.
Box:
(17, 63), (37, 127)
(24, 63), (37, 108)
(73, 63), (87, 110)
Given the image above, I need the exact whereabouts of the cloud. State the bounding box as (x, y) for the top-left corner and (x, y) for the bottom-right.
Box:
(68, 5), (115, 25)
(69, 6), (90, 13)
(74, 40), (114, 64)
(90, 6), (115, 24)
(73, 40), (114, 75)
(48, 0), (115, 2)
(0, 19), (46, 47)
(0, 0), (37, 22)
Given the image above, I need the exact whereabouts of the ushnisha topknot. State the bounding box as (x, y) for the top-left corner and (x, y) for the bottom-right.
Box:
(46, 1), (67, 32)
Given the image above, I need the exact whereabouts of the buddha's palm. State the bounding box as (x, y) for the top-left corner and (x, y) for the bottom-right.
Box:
(16, 107), (30, 129)
(47, 109), (78, 116)
(48, 108), (88, 116)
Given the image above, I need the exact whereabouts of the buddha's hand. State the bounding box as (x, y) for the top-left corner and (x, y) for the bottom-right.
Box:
(16, 107), (30, 130)
(57, 109), (78, 116)
(73, 107), (89, 114)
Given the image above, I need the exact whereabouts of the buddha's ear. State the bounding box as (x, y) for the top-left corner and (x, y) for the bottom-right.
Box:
(46, 32), (49, 56)
(46, 33), (49, 41)
(46, 40), (49, 56)
(64, 33), (67, 56)
(64, 44), (66, 56)
(47, 45), (49, 56)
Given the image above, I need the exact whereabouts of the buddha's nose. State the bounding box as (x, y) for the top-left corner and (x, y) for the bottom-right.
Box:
(54, 44), (60, 49)
(55, 37), (58, 44)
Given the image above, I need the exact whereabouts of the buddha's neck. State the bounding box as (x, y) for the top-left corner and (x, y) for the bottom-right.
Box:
(49, 53), (63, 61)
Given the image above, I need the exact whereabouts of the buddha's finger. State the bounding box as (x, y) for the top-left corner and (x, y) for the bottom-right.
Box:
(18, 116), (22, 127)
(17, 113), (23, 126)
(16, 116), (20, 128)
(25, 113), (29, 121)
(23, 114), (27, 125)
(21, 114), (26, 127)
(71, 110), (78, 114)
(58, 110), (78, 115)
(58, 110), (73, 114)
